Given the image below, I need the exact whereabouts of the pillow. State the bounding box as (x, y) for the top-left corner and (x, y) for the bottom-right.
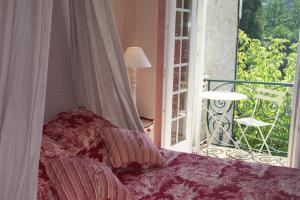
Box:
(39, 135), (71, 200)
(40, 135), (72, 159)
(37, 176), (52, 200)
(76, 139), (109, 164)
(38, 163), (56, 200)
(43, 106), (115, 156)
(99, 127), (165, 169)
(44, 157), (132, 200)
(58, 106), (116, 128)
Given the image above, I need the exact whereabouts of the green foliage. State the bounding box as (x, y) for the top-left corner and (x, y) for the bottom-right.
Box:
(240, 0), (300, 42)
(284, 43), (298, 82)
(235, 0), (299, 157)
(261, 0), (300, 42)
(235, 30), (297, 156)
(237, 30), (291, 82)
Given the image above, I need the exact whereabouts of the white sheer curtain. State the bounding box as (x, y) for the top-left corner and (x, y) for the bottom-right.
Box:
(70, 0), (144, 132)
(0, 0), (143, 198)
(0, 0), (53, 199)
(288, 37), (300, 169)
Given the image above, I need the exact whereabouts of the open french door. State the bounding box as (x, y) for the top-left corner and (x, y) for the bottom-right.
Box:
(162, 0), (198, 153)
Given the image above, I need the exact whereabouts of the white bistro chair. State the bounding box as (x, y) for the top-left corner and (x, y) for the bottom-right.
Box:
(234, 88), (286, 157)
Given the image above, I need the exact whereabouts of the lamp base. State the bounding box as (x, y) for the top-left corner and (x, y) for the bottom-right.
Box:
(128, 67), (137, 105)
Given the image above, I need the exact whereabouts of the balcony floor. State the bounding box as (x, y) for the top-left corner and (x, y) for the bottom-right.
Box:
(197, 145), (288, 167)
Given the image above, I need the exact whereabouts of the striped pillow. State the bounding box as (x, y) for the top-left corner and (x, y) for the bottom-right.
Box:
(45, 157), (132, 200)
(100, 128), (165, 169)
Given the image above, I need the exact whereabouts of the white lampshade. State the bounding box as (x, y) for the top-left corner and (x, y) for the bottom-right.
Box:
(124, 47), (152, 68)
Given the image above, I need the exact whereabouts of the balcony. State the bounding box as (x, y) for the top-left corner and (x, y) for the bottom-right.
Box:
(199, 79), (293, 167)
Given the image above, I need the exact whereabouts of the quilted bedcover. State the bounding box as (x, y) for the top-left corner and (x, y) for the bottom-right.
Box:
(117, 149), (300, 200)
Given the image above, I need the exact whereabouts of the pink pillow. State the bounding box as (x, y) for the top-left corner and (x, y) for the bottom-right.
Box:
(37, 176), (53, 200)
(43, 106), (115, 156)
(39, 135), (71, 200)
(99, 127), (165, 169)
(44, 157), (132, 200)
(40, 135), (72, 159)
(76, 139), (109, 164)
(37, 165), (56, 200)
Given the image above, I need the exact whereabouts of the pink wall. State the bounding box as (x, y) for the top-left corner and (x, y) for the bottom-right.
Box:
(111, 0), (159, 120)
(111, 0), (165, 147)
(44, 1), (165, 147)
(154, 0), (166, 147)
(110, 0), (137, 50)
(135, 0), (158, 120)
(45, 0), (159, 121)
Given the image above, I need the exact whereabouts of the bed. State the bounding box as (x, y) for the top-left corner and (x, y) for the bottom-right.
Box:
(39, 107), (300, 200)
(118, 149), (300, 200)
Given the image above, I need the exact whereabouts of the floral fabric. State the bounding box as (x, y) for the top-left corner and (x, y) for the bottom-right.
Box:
(43, 106), (115, 156)
(40, 135), (72, 159)
(38, 135), (72, 200)
(38, 163), (56, 200)
(76, 139), (109, 164)
(118, 149), (300, 200)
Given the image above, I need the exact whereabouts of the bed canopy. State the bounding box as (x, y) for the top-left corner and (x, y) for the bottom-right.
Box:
(0, 0), (143, 199)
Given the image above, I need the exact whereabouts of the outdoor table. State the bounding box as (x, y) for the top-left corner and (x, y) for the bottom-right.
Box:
(199, 91), (247, 154)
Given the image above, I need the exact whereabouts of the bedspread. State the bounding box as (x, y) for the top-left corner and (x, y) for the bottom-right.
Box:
(117, 149), (300, 200)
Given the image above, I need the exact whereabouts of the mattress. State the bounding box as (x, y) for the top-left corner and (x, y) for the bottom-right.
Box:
(117, 149), (300, 200)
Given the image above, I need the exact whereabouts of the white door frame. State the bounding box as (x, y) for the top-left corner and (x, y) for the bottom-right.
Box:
(191, 0), (208, 153)
(161, 0), (202, 153)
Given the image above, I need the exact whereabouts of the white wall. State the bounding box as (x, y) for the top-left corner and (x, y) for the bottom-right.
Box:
(204, 0), (238, 80)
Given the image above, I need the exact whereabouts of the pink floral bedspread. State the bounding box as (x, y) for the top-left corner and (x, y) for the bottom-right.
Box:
(117, 149), (300, 200)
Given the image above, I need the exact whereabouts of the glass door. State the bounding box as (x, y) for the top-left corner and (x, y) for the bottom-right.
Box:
(163, 0), (197, 152)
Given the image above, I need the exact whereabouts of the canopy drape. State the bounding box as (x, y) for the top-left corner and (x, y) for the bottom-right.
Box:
(70, 0), (144, 132)
(0, 0), (143, 199)
(0, 0), (53, 199)
(288, 37), (300, 169)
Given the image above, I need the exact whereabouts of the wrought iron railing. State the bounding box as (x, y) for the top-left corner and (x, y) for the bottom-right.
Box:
(204, 79), (293, 157)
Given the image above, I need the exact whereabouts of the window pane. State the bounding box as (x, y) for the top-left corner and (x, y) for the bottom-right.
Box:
(183, 0), (191, 9)
(176, 0), (183, 8)
(172, 94), (179, 118)
(180, 66), (188, 89)
(175, 12), (182, 37)
(182, 12), (190, 37)
(178, 118), (186, 142)
(181, 39), (189, 63)
(171, 120), (178, 145)
(174, 40), (181, 64)
(179, 92), (187, 115)
(173, 67), (180, 91)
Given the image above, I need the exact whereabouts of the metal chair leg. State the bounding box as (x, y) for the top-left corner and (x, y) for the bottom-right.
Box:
(235, 123), (252, 152)
(257, 127), (272, 156)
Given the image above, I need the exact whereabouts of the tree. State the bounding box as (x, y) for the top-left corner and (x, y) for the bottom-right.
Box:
(236, 30), (297, 156)
(239, 0), (263, 39)
(262, 0), (300, 42)
(237, 30), (288, 82)
(284, 43), (298, 82)
(236, 0), (299, 156)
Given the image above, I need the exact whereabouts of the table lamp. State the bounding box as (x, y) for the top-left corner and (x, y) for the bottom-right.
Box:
(124, 47), (152, 105)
